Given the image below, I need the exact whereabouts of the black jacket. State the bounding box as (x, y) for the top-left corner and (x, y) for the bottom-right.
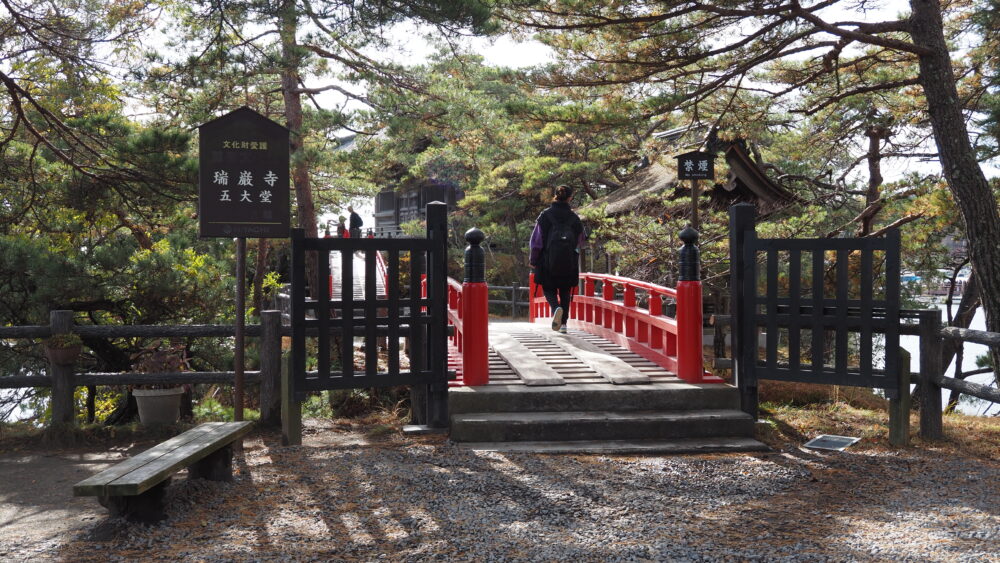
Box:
(532, 201), (584, 288)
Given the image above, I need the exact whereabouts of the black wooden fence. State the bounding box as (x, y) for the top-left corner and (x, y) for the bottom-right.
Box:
(730, 203), (902, 419)
(289, 202), (450, 429)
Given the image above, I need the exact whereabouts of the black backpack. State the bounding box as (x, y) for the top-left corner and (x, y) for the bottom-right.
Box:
(545, 217), (577, 273)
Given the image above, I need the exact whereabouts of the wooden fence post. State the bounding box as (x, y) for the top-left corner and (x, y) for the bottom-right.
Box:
(729, 203), (758, 419)
(712, 290), (726, 364)
(511, 283), (519, 319)
(919, 309), (944, 439)
(259, 310), (281, 427)
(425, 202), (450, 428)
(48, 310), (77, 427)
(889, 347), (911, 446)
(280, 351), (301, 446)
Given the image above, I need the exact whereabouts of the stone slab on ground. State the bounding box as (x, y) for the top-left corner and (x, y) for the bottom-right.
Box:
(454, 436), (769, 454)
(547, 331), (650, 384)
(490, 332), (564, 386)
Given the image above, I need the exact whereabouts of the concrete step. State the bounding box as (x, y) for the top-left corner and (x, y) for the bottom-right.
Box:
(454, 436), (769, 455)
(448, 383), (741, 415)
(449, 409), (755, 443)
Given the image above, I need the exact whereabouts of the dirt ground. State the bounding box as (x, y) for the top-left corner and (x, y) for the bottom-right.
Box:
(0, 443), (132, 559)
(0, 421), (379, 560)
(2, 418), (998, 562)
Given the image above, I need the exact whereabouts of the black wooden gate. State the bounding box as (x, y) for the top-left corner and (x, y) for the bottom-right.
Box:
(290, 202), (449, 423)
(730, 203), (901, 418)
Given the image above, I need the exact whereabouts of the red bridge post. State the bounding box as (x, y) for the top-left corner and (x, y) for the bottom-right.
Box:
(462, 228), (489, 385)
(528, 272), (536, 323)
(676, 226), (705, 382)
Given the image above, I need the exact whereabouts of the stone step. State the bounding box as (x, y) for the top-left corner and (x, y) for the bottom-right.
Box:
(449, 409), (755, 443)
(454, 436), (769, 455)
(448, 383), (741, 415)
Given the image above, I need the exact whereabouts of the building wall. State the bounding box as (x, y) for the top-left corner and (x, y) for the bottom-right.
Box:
(373, 183), (463, 236)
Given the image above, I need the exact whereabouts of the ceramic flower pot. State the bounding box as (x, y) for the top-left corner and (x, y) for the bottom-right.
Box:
(44, 345), (81, 366)
(133, 387), (184, 425)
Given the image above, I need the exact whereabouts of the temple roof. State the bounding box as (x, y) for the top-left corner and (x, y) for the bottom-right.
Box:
(585, 143), (800, 216)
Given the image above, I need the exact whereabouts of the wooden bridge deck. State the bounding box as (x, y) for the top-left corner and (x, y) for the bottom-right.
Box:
(479, 322), (684, 387)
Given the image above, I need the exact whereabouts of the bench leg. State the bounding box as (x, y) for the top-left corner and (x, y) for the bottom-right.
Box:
(98, 478), (170, 524)
(188, 444), (234, 481)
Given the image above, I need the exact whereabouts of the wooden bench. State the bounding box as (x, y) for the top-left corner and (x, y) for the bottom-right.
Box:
(73, 421), (254, 523)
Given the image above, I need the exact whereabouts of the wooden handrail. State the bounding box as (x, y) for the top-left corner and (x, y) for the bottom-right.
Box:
(579, 273), (679, 299)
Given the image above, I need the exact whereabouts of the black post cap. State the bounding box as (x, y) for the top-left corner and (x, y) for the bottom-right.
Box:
(464, 228), (486, 283)
(678, 226), (700, 281)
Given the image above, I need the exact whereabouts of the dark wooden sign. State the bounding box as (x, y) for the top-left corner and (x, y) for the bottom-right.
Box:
(199, 107), (290, 238)
(676, 150), (715, 180)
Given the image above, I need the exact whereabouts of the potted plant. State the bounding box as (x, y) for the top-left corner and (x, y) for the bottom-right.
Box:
(43, 333), (83, 366)
(131, 342), (189, 425)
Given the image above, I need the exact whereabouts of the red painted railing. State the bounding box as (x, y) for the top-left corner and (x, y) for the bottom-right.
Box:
(425, 275), (490, 386)
(528, 272), (718, 383)
(374, 247), (389, 295)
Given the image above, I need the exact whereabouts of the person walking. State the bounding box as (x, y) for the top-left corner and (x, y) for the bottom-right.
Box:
(348, 205), (363, 239)
(529, 185), (586, 333)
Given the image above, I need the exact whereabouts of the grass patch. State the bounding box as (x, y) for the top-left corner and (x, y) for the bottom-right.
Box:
(757, 401), (1000, 460)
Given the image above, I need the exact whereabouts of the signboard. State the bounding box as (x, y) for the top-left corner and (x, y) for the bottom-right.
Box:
(676, 150), (715, 180)
(199, 107), (290, 238)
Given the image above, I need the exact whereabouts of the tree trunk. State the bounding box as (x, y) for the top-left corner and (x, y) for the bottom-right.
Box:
(103, 391), (138, 425)
(253, 238), (270, 315)
(279, 1), (319, 297)
(943, 271), (982, 409)
(909, 0), (1000, 373)
(857, 125), (888, 236)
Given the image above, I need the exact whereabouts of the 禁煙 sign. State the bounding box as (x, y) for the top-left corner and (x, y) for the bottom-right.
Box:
(676, 150), (715, 181)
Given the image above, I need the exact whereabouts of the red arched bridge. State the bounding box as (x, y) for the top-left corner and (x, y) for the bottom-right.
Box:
(288, 203), (761, 454)
(443, 271), (724, 388)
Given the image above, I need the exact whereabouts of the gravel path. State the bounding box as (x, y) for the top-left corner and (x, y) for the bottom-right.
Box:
(4, 422), (998, 562)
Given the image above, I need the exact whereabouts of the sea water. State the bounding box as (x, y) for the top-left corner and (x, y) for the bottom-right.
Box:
(900, 303), (997, 416)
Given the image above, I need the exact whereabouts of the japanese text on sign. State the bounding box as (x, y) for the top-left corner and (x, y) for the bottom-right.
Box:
(199, 107), (290, 238)
(676, 151), (715, 180)
(212, 169), (280, 203)
(222, 141), (268, 150)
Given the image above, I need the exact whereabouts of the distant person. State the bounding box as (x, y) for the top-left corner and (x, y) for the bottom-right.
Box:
(323, 222), (332, 238)
(529, 185), (585, 333)
(348, 205), (363, 239)
(337, 216), (349, 238)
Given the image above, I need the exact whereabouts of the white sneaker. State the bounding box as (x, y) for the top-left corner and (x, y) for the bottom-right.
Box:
(551, 307), (563, 331)
(559, 326), (567, 334)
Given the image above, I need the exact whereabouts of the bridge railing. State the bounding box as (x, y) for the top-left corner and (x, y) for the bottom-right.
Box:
(422, 228), (491, 386)
(374, 241), (389, 293)
(446, 277), (465, 354)
(528, 227), (715, 383)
